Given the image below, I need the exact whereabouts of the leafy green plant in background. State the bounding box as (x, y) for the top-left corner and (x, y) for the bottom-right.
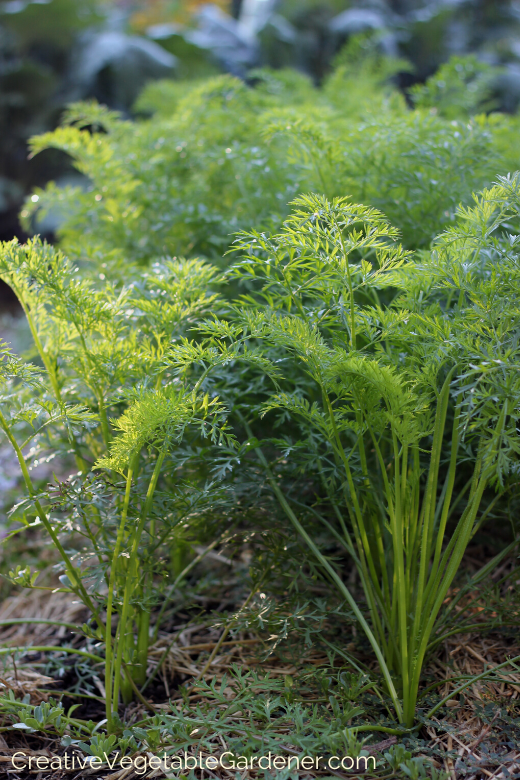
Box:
(22, 76), (308, 269)
(409, 55), (499, 119)
(21, 44), (520, 269)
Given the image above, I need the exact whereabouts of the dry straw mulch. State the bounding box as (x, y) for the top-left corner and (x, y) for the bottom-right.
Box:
(0, 567), (519, 779)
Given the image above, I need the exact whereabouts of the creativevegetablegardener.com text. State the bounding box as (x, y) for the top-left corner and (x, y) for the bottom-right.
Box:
(11, 751), (377, 774)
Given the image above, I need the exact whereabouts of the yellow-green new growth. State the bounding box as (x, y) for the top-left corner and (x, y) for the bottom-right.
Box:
(95, 387), (233, 473)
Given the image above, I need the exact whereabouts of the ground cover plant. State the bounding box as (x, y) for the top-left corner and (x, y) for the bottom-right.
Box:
(0, 43), (520, 779)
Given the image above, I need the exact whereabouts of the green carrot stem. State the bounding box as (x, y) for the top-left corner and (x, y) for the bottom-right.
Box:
(0, 619), (80, 630)
(0, 646), (104, 663)
(104, 464), (134, 729)
(112, 447), (166, 710)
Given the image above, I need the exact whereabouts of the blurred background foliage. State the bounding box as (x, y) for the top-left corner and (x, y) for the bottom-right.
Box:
(3, 0), (520, 256)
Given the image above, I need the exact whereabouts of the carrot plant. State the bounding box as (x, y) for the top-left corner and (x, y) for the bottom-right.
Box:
(21, 46), (520, 271)
(0, 239), (240, 729)
(196, 178), (520, 728)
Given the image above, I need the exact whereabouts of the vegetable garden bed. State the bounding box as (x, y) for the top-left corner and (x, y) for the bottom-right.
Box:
(1, 40), (519, 780)
(0, 542), (519, 780)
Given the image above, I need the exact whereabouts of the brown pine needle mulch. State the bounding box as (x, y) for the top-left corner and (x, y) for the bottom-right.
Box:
(0, 561), (519, 779)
